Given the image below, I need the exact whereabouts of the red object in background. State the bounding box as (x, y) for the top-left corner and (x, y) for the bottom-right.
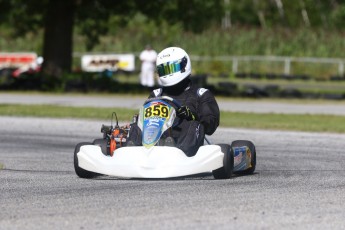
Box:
(0, 56), (35, 63)
(0, 53), (37, 66)
(0, 53), (41, 78)
(11, 66), (41, 78)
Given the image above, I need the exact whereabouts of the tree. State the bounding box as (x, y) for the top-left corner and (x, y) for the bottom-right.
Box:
(0, 0), (224, 78)
(42, 0), (76, 76)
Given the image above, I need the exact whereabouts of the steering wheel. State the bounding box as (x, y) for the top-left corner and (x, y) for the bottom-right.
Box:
(143, 96), (181, 109)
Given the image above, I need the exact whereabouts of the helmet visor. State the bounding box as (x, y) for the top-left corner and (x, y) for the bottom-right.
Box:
(156, 57), (187, 77)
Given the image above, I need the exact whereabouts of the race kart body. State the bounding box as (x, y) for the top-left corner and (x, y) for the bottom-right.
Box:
(74, 96), (256, 179)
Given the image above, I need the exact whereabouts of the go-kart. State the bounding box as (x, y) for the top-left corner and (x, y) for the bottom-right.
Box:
(74, 96), (256, 179)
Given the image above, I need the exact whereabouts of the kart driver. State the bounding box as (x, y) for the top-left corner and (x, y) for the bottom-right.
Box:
(127, 47), (220, 156)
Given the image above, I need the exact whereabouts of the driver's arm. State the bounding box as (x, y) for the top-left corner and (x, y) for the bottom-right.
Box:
(198, 90), (220, 135)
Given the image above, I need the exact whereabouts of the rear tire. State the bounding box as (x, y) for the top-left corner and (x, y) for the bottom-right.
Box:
(232, 140), (256, 175)
(212, 144), (234, 179)
(74, 142), (100, 178)
(93, 138), (109, 156)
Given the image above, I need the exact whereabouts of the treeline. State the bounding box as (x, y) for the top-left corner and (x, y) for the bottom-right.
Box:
(0, 0), (344, 78)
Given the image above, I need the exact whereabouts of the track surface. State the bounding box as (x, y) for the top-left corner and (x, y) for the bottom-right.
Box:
(1, 116), (345, 229)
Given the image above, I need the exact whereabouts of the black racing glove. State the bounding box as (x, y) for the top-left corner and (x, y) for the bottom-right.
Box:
(177, 105), (196, 121)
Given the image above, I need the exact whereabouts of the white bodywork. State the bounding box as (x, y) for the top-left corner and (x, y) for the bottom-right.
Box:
(77, 145), (224, 178)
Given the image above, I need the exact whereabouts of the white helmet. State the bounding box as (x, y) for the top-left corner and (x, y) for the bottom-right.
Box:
(156, 47), (191, 87)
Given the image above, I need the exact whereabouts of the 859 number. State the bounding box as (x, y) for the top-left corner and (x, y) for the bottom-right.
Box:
(144, 105), (169, 118)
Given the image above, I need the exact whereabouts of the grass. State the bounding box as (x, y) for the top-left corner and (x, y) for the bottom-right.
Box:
(0, 163), (3, 170)
(220, 111), (345, 133)
(1, 104), (345, 133)
(0, 104), (138, 122)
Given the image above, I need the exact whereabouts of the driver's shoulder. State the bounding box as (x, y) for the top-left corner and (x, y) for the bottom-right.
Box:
(188, 85), (209, 98)
(151, 86), (209, 98)
(151, 88), (163, 97)
(196, 87), (209, 97)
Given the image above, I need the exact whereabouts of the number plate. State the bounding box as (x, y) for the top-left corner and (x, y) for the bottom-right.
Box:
(144, 103), (170, 119)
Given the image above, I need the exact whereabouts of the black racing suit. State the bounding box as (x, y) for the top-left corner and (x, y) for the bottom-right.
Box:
(128, 78), (220, 156)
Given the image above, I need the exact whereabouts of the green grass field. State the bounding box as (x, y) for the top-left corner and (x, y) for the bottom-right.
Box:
(1, 104), (345, 133)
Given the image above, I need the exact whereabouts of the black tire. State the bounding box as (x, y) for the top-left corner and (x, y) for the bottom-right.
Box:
(232, 140), (256, 175)
(93, 138), (109, 156)
(212, 144), (234, 179)
(74, 142), (100, 178)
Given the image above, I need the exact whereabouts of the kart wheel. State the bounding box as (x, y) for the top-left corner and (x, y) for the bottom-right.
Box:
(232, 140), (256, 175)
(93, 138), (109, 156)
(74, 142), (100, 178)
(212, 144), (234, 179)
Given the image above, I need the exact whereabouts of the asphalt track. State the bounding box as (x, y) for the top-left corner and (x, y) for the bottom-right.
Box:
(1, 116), (345, 230)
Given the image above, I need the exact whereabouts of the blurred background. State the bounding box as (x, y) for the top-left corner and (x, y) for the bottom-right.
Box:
(0, 0), (344, 99)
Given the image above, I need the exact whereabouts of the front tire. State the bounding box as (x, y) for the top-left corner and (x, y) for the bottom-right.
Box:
(74, 142), (100, 178)
(232, 140), (256, 175)
(212, 144), (234, 179)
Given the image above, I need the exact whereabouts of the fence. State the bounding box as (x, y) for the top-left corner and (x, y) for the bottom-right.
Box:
(73, 52), (345, 78)
(190, 55), (345, 78)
